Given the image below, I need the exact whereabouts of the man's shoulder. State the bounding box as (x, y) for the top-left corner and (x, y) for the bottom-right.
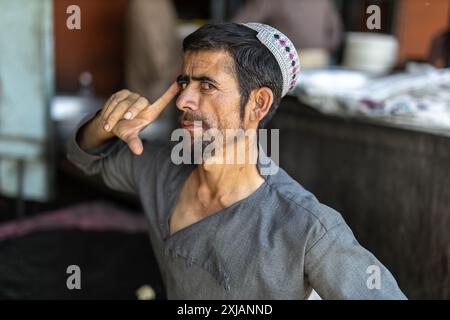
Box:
(137, 140), (193, 181)
(266, 167), (345, 232)
(140, 140), (172, 156)
(137, 140), (181, 168)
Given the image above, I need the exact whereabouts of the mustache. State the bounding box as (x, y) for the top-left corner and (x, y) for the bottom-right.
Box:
(179, 112), (211, 127)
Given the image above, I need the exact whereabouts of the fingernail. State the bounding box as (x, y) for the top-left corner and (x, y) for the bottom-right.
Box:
(124, 111), (132, 119)
(103, 123), (110, 131)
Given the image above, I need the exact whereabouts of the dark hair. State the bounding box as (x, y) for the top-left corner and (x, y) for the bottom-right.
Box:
(182, 23), (283, 128)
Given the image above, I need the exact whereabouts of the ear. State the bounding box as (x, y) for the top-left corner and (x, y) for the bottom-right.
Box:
(248, 87), (273, 123)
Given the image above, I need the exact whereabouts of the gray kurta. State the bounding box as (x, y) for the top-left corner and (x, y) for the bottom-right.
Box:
(66, 112), (407, 300)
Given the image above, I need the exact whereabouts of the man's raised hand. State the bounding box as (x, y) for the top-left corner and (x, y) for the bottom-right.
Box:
(99, 82), (179, 155)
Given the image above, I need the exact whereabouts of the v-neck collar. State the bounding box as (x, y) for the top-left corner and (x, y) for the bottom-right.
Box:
(162, 146), (276, 240)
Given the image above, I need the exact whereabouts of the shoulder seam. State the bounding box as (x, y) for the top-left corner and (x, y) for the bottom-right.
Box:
(266, 180), (340, 232)
(304, 222), (346, 255)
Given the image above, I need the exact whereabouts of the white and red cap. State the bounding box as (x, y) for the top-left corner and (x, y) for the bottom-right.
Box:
(243, 22), (300, 96)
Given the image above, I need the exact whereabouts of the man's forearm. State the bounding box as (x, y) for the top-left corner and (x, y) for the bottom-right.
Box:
(76, 112), (115, 151)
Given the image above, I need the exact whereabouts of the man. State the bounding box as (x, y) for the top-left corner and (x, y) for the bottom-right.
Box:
(125, 0), (179, 102)
(67, 23), (406, 299)
(125, 0), (180, 141)
(428, 29), (450, 68)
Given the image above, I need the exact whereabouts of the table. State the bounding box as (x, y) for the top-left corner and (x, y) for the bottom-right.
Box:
(270, 96), (450, 299)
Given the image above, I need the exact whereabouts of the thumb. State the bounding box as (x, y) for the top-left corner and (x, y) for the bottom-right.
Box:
(127, 135), (144, 156)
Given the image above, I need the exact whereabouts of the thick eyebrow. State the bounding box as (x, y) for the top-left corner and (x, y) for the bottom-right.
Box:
(177, 74), (189, 83)
(177, 74), (220, 86)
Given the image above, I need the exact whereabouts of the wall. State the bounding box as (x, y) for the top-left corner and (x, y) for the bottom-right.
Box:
(54, 0), (128, 95)
(396, 0), (450, 63)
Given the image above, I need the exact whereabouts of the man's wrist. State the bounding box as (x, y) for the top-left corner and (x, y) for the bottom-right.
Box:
(77, 112), (115, 151)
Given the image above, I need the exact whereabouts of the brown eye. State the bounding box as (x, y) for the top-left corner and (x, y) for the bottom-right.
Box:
(179, 82), (188, 90)
(201, 82), (214, 91)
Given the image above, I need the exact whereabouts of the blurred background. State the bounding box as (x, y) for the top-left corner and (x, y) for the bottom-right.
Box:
(0, 0), (449, 299)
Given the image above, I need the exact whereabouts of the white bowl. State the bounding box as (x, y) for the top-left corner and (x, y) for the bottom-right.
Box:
(343, 32), (399, 75)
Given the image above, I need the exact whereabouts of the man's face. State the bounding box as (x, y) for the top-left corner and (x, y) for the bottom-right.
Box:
(176, 50), (244, 137)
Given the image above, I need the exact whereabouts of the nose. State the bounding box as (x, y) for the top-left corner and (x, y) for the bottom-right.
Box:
(176, 85), (199, 112)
